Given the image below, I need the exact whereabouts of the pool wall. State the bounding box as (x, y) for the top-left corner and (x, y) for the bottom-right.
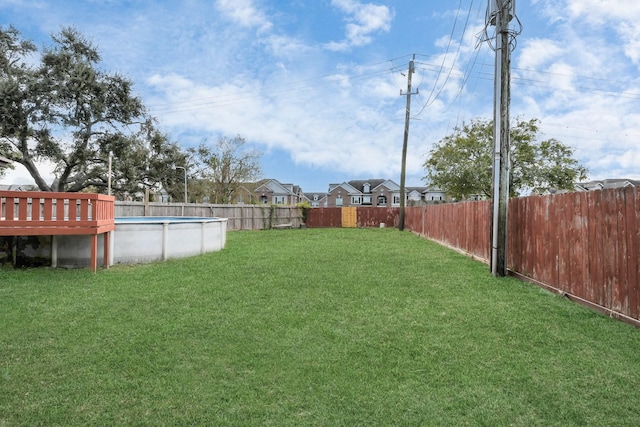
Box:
(52, 217), (227, 267)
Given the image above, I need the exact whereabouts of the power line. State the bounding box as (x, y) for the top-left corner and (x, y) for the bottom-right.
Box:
(408, 61), (640, 101)
(145, 47), (640, 117)
(414, 0), (469, 117)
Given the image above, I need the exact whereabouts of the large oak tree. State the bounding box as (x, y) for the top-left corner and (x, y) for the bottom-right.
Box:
(423, 118), (588, 199)
(0, 26), (185, 198)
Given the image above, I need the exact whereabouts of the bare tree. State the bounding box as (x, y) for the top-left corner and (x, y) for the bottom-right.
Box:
(190, 135), (262, 204)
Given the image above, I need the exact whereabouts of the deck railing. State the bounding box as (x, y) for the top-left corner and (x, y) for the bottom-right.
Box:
(0, 191), (115, 235)
(1, 191), (115, 272)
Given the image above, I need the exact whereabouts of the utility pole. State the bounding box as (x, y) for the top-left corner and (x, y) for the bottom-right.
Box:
(399, 54), (418, 231)
(490, 0), (515, 276)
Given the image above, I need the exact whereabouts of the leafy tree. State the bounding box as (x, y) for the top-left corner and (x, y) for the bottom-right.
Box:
(0, 153), (10, 178)
(0, 26), (185, 198)
(190, 135), (262, 204)
(423, 118), (588, 199)
(0, 26), (35, 181)
(106, 120), (188, 200)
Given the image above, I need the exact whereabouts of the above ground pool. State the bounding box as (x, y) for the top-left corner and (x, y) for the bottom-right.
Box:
(111, 216), (228, 264)
(53, 216), (228, 267)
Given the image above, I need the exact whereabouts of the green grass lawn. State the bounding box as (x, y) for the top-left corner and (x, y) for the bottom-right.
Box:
(1, 228), (640, 426)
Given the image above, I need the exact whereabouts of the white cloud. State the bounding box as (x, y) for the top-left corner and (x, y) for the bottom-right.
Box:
(262, 34), (312, 58)
(214, 0), (273, 33)
(507, 1), (640, 180)
(324, 0), (393, 51)
(6, 0), (640, 190)
(540, 0), (640, 67)
(618, 21), (640, 65)
(517, 38), (563, 70)
(565, 0), (640, 23)
(145, 63), (427, 181)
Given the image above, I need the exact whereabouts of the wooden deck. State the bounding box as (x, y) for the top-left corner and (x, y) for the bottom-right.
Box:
(0, 191), (115, 272)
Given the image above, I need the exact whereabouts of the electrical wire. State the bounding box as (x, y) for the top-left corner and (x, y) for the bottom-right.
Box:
(143, 0), (640, 146)
(413, 0), (481, 120)
(413, 0), (466, 118)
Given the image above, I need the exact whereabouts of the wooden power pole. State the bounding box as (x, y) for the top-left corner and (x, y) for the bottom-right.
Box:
(399, 55), (418, 231)
(490, 0), (514, 276)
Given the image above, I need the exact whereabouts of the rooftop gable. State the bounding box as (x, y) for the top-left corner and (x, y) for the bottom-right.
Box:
(255, 178), (295, 195)
(576, 179), (640, 191)
(348, 179), (386, 192)
(328, 182), (360, 194)
(372, 179), (400, 192)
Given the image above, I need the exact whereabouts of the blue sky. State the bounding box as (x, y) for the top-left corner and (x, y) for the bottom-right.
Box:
(2, 0), (640, 192)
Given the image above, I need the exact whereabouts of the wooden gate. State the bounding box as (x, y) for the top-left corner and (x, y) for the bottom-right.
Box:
(341, 207), (357, 228)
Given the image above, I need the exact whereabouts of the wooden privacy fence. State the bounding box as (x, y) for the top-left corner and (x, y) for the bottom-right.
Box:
(306, 207), (399, 228)
(405, 187), (640, 325)
(508, 187), (639, 323)
(404, 200), (490, 262)
(114, 202), (303, 230)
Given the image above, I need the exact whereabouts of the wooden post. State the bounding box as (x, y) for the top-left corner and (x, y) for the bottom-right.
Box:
(51, 235), (58, 268)
(90, 234), (98, 273)
(103, 232), (110, 268)
(490, 0), (513, 277)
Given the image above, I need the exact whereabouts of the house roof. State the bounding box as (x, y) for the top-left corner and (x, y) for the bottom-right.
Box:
(304, 192), (327, 199)
(576, 179), (640, 191)
(405, 187), (425, 195)
(403, 186), (426, 194)
(416, 186), (446, 194)
(328, 179), (406, 194)
(233, 179), (306, 199)
(371, 179), (400, 192)
(348, 179), (386, 192)
(255, 178), (298, 195)
(328, 182), (360, 194)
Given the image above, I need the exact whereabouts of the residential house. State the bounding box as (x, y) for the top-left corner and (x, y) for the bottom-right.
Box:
(405, 186), (448, 204)
(324, 180), (452, 207)
(232, 182), (260, 204)
(304, 192), (327, 208)
(253, 179), (305, 205)
(575, 179), (640, 192)
(326, 179), (401, 207)
(405, 187), (424, 204)
(176, 178), (305, 205)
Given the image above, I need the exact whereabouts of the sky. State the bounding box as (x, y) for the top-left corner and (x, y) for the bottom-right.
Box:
(1, 0), (640, 193)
